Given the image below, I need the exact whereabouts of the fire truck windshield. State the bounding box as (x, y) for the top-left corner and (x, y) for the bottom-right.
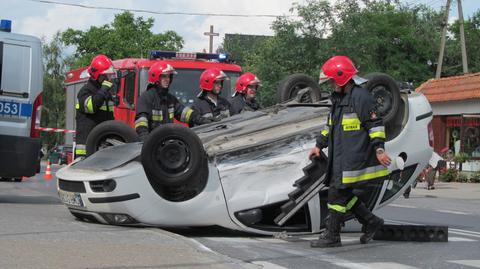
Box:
(139, 68), (240, 105)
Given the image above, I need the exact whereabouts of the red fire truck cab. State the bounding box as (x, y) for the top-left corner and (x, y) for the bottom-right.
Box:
(64, 51), (242, 147)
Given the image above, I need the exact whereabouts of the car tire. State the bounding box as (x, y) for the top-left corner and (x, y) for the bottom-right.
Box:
(363, 73), (401, 124)
(277, 74), (322, 103)
(86, 120), (139, 156)
(13, 177), (22, 182)
(141, 124), (208, 201)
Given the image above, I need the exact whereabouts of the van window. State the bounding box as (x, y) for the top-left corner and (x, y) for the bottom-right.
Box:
(1, 43), (31, 94)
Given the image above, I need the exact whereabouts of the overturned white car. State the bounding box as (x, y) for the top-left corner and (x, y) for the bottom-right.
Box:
(56, 73), (433, 235)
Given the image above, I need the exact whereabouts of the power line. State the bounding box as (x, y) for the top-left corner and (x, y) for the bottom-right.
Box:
(27, 0), (295, 18)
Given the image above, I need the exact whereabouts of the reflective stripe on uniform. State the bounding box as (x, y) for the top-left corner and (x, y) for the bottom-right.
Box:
(321, 129), (329, 136)
(75, 144), (86, 155)
(152, 110), (163, 121)
(342, 165), (389, 184)
(101, 80), (113, 88)
(84, 96), (94, 113)
(342, 113), (361, 131)
(168, 107), (174, 119)
(327, 196), (358, 213)
(369, 126), (386, 139)
(181, 107), (194, 123)
(135, 116), (148, 129)
(99, 105), (114, 111)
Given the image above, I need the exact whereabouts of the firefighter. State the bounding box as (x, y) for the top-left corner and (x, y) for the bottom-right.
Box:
(192, 68), (233, 120)
(309, 56), (392, 248)
(74, 54), (116, 159)
(230, 72), (261, 114)
(135, 61), (212, 141)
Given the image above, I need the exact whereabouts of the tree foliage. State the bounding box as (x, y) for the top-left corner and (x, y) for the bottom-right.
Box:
(61, 11), (184, 68)
(41, 32), (72, 149)
(222, 0), (462, 107)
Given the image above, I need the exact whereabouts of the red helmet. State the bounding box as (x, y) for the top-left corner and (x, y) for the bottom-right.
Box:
(235, 72), (261, 94)
(88, 54), (115, 80)
(199, 68), (229, 91)
(319, 56), (358, 87)
(148, 61), (177, 83)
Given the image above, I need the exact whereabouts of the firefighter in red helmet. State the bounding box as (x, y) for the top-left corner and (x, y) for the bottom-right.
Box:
(135, 61), (212, 141)
(309, 56), (391, 248)
(192, 68), (233, 120)
(230, 72), (261, 114)
(74, 54), (116, 159)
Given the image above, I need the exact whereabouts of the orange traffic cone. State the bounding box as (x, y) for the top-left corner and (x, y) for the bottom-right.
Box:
(44, 161), (53, 181)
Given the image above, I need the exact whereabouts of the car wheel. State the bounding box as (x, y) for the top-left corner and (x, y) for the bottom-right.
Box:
(277, 74), (322, 103)
(13, 178), (22, 182)
(86, 120), (139, 156)
(364, 73), (401, 124)
(141, 124), (208, 202)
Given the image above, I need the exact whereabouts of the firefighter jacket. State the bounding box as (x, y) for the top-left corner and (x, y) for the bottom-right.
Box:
(135, 84), (200, 139)
(230, 94), (260, 114)
(316, 86), (389, 189)
(75, 78), (114, 153)
(191, 93), (233, 120)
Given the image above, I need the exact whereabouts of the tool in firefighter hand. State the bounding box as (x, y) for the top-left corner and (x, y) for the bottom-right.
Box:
(274, 153), (328, 226)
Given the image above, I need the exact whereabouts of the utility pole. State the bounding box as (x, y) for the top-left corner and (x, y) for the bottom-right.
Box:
(457, 0), (469, 74)
(436, 0), (452, 78)
(203, 25), (219, 54)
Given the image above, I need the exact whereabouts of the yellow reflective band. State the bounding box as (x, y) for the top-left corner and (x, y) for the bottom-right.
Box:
(152, 115), (163, 121)
(184, 109), (193, 123)
(75, 103), (80, 109)
(327, 203), (346, 213)
(342, 169), (389, 184)
(346, 196), (358, 210)
(85, 97), (94, 113)
(99, 105), (114, 111)
(341, 118), (361, 125)
(328, 117), (332, 125)
(101, 80), (113, 88)
(369, 131), (386, 139)
(135, 121), (148, 129)
(75, 149), (86, 155)
(321, 129), (329, 136)
(169, 112), (174, 119)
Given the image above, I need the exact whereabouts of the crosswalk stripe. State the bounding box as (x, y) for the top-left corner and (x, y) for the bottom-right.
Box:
(389, 204), (417, 209)
(333, 262), (418, 269)
(435, 209), (469, 215)
(449, 237), (477, 242)
(448, 260), (480, 268)
(252, 261), (289, 269)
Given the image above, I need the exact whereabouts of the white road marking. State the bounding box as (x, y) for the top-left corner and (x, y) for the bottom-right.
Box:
(388, 204), (417, 209)
(449, 231), (480, 239)
(450, 228), (480, 236)
(252, 261), (289, 269)
(448, 260), (480, 268)
(386, 219), (480, 239)
(448, 237), (477, 242)
(333, 262), (418, 269)
(435, 209), (470, 215)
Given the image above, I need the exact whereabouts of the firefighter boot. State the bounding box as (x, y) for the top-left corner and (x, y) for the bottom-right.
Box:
(352, 202), (384, 244)
(310, 211), (342, 248)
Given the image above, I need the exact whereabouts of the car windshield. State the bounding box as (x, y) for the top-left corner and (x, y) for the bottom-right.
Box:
(139, 68), (240, 105)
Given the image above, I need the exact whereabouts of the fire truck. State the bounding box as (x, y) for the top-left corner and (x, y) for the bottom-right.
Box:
(64, 51), (242, 147)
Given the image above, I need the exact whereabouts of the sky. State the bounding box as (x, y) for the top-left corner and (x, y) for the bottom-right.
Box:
(1, 0), (480, 52)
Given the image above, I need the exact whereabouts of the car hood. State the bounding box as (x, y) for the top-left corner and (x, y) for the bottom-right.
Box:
(71, 142), (142, 171)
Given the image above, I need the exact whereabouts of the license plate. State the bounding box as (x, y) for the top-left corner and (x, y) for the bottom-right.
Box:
(58, 190), (84, 207)
(0, 99), (32, 117)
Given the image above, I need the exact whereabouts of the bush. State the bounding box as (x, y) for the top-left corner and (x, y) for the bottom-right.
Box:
(469, 172), (480, 183)
(458, 172), (469, 183)
(439, 168), (458, 182)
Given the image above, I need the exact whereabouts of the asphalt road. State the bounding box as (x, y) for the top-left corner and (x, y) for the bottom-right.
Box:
(1, 165), (479, 269)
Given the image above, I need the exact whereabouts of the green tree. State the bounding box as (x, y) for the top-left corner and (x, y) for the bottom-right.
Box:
(41, 32), (72, 149)
(445, 10), (480, 75)
(227, 0), (447, 107)
(61, 11), (184, 68)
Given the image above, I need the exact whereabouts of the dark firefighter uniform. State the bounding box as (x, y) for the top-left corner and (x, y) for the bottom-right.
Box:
(191, 94), (233, 120)
(312, 85), (389, 246)
(135, 85), (205, 140)
(75, 78), (114, 157)
(230, 95), (260, 114)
